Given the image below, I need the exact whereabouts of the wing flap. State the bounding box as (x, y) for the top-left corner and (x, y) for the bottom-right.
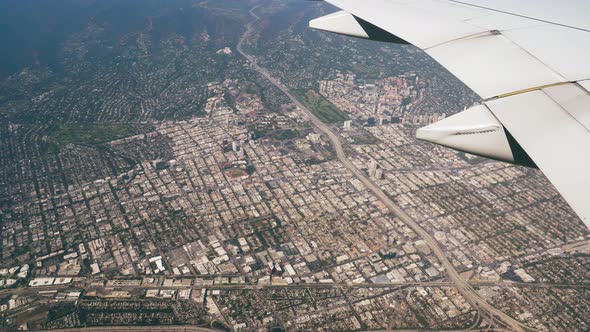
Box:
(426, 33), (564, 99)
(450, 0), (590, 31)
(543, 83), (590, 129)
(503, 25), (590, 81)
(578, 80), (590, 92)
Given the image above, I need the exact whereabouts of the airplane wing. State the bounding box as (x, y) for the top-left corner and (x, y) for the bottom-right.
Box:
(309, 0), (590, 229)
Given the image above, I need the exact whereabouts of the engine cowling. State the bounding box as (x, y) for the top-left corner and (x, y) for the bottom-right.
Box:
(416, 104), (536, 168)
(310, 10), (409, 44)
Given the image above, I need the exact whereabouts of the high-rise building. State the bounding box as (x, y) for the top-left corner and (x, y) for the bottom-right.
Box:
(307, 133), (321, 144)
(375, 168), (383, 180)
(343, 120), (352, 130)
(369, 159), (378, 177)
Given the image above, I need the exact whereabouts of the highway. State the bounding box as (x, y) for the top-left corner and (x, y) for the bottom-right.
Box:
(3, 278), (589, 300)
(236, 6), (537, 332)
(36, 326), (218, 332)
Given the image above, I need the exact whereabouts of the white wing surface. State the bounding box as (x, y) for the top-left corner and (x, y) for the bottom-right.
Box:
(310, 0), (590, 228)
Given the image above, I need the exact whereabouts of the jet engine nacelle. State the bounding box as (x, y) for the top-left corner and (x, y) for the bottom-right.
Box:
(416, 104), (536, 168)
(310, 11), (409, 44)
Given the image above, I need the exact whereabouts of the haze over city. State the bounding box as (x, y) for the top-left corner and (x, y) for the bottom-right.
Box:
(0, 0), (588, 331)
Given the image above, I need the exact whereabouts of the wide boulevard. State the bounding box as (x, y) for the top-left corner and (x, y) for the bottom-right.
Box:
(236, 6), (538, 332)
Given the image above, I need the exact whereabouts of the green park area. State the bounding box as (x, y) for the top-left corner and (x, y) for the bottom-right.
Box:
(292, 89), (349, 124)
(46, 123), (146, 153)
